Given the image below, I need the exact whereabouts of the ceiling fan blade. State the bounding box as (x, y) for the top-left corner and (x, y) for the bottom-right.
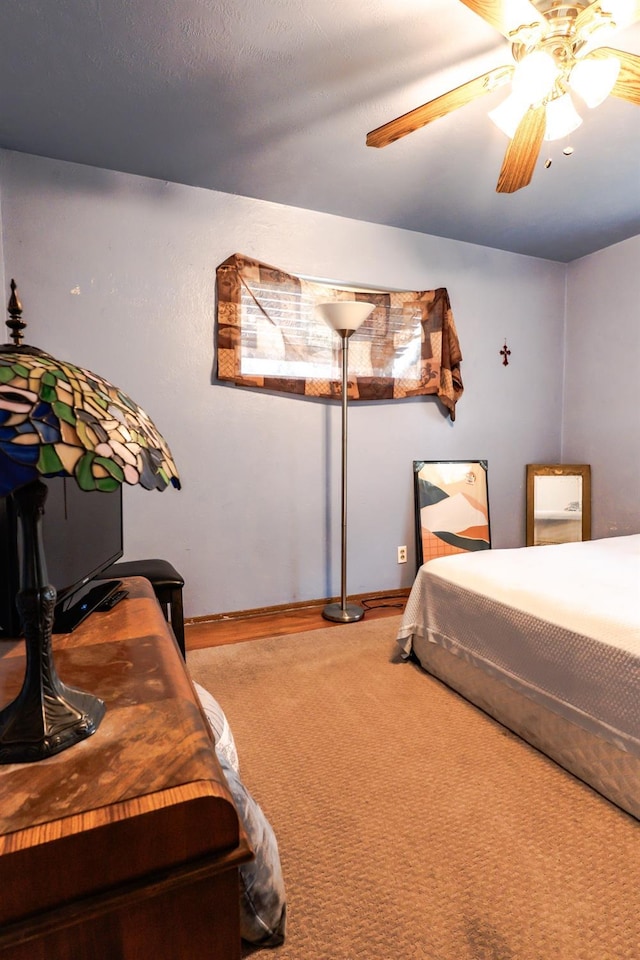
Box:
(496, 104), (546, 194)
(366, 66), (513, 148)
(575, 0), (640, 39)
(589, 47), (640, 103)
(458, 0), (544, 38)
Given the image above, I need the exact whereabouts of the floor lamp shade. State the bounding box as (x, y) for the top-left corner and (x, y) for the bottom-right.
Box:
(316, 301), (376, 335)
(318, 300), (375, 623)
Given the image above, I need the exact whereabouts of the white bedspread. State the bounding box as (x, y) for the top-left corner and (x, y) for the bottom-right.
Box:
(397, 535), (640, 750)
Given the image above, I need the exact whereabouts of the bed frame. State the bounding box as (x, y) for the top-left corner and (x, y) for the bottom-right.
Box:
(410, 633), (640, 820)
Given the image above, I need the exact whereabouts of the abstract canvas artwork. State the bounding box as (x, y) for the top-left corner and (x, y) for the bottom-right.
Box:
(413, 460), (491, 567)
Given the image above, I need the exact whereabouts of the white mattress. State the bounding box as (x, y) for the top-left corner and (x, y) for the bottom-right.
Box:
(397, 535), (640, 757)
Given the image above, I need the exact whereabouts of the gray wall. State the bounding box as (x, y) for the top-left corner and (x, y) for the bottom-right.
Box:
(563, 235), (640, 540)
(0, 149), (592, 619)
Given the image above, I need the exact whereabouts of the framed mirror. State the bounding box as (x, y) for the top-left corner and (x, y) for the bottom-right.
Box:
(526, 464), (591, 547)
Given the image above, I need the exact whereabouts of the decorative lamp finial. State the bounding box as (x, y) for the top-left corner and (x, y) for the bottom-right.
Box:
(6, 279), (26, 346)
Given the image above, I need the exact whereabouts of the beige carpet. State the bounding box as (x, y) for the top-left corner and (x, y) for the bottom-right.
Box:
(188, 617), (640, 960)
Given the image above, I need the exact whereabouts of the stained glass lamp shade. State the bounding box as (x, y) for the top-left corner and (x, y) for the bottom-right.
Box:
(0, 281), (180, 763)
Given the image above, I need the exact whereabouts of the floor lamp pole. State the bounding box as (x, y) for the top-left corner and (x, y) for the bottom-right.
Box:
(322, 330), (363, 623)
(317, 300), (375, 624)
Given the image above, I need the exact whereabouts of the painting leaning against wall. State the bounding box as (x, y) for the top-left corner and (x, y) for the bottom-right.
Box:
(413, 460), (491, 568)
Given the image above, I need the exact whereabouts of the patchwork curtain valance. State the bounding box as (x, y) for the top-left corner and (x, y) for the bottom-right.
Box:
(215, 253), (463, 420)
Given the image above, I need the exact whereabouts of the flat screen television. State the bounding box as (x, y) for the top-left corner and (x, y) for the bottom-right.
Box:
(0, 477), (123, 637)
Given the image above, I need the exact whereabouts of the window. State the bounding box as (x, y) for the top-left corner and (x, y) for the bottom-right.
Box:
(216, 253), (463, 419)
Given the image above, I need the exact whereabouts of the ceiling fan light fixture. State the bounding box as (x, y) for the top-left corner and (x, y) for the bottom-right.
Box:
(544, 93), (583, 141)
(366, 0), (640, 195)
(570, 56), (620, 107)
(512, 50), (560, 104)
(488, 92), (529, 138)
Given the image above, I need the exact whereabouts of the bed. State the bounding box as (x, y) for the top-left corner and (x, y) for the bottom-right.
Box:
(397, 534), (640, 820)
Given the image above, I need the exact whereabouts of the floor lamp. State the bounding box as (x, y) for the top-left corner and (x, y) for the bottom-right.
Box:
(317, 300), (375, 623)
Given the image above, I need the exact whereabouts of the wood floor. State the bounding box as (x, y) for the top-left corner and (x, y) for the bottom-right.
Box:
(185, 590), (409, 650)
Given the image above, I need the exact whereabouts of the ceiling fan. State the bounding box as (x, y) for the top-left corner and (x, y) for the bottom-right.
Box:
(366, 0), (640, 193)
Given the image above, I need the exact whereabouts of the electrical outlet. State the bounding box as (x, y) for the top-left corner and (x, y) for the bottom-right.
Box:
(397, 545), (407, 564)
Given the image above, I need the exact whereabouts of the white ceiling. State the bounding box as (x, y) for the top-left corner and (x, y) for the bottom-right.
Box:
(1, 0), (639, 262)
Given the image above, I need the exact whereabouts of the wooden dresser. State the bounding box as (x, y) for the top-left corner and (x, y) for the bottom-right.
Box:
(0, 578), (250, 960)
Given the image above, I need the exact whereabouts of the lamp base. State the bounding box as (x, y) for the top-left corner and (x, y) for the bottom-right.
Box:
(322, 601), (365, 624)
(0, 684), (105, 764)
(0, 479), (106, 765)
